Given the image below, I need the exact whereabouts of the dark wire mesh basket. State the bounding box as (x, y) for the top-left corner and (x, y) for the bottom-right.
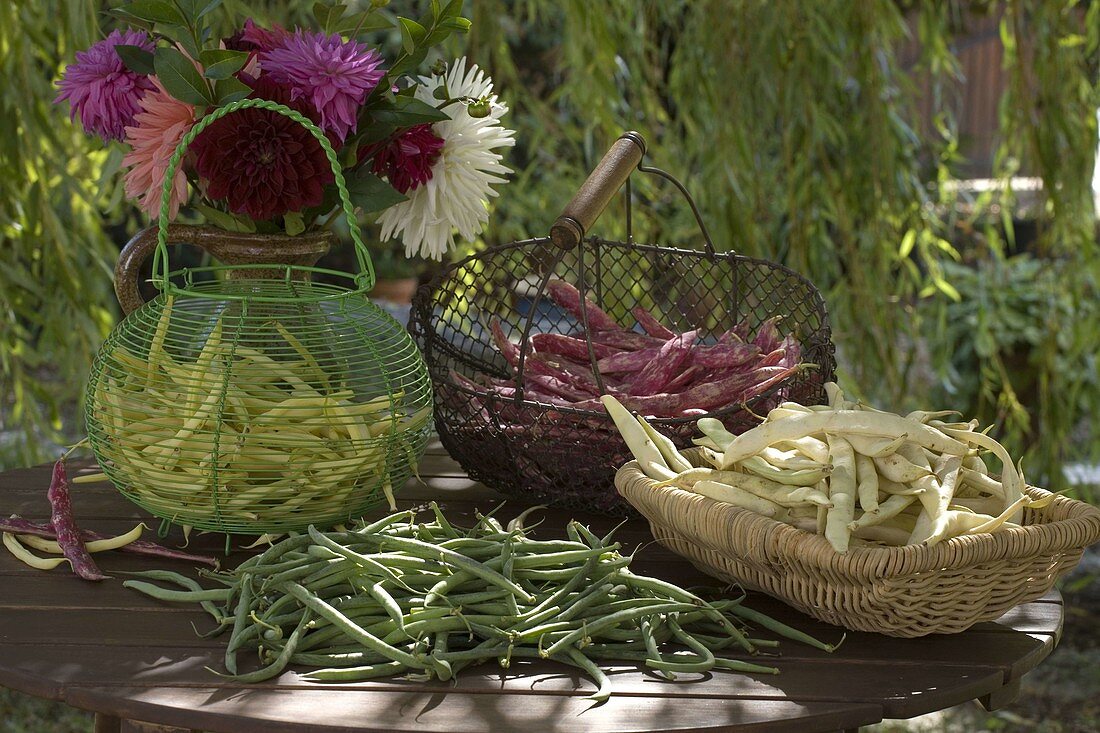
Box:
(411, 132), (836, 515)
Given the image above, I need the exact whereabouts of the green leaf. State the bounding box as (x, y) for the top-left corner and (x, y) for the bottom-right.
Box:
(155, 47), (213, 106)
(441, 0), (465, 18)
(313, 2), (347, 34)
(197, 0), (224, 18)
(346, 172), (407, 214)
(118, 0), (185, 25)
(335, 10), (392, 35)
(200, 49), (249, 80)
(115, 45), (155, 75)
(898, 229), (916, 258)
(370, 96), (450, 126)
(933, 275), (961, 302)
(107, 8), (154, 30)
(284, 211), (306, 236)
(439, 17), (472, 33)
(398, 18), (427, 53)
(214, 77), (252, 105)
(157, 25), (202, 59)
(195, 204), (256, 233)
(176, 0), (224, 21)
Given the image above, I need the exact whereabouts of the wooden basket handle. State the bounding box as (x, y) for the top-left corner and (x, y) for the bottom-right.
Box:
(549, 131), (646, 250)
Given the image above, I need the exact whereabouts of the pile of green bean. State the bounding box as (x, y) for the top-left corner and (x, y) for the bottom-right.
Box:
(124, 504), (837, 701)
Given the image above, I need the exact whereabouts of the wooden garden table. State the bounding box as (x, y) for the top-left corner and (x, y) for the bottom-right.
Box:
(0, 440), (1065, 733)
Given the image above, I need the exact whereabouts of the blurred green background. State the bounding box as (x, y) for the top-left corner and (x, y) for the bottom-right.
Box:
(0, 1), (1098, 730)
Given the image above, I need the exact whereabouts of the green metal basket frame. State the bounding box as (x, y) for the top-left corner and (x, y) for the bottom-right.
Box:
(85, 99), (433, 536)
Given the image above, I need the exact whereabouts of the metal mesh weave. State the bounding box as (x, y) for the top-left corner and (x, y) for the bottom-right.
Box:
(411, 236), (836, 516)
(84, 99), (432, 535)
(85, 273), (432, 534)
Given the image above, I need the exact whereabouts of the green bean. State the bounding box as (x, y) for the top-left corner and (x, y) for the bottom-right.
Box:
(381, 535), (535, 603)
(564, 648), (612, 704)
(712, 657), (780, 675)
(380, 616), (483, 644)
(511, 545), (618, 569)
(517, 539), (592, 553)
(358, 580), (405, 635)
(429, 632), (453, 681)
(301, 660), (406, 682)
(284, 582), (427, 668)
(544, 602), (696, 657)
(424, 569), (474, 606)
(556, 581), (618, 622)
(619, 571), (705, 605)
(121, 507), (839, 700)
(429, 502), (459, 538)
(236, 534), (314, 572)
(307, 527), (409, 589)
(215, 610), (312, 684)
(290, 649), (392, 667)
(574, 597), (685, 619)
(121, 570), (226, 628)
(500, 540), (521, 618)
(122, 580), (232, 603)
(224, 573), (254, 675)
(661, 617), (714, 671)
(724, 604), (841, 652)
(639, 617), (675, 680)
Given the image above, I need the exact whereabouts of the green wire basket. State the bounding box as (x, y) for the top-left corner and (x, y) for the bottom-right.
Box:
(84, 99), (433, 535)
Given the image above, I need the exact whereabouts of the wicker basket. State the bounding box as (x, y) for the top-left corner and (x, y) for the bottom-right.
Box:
(615, 452), (1100, 637)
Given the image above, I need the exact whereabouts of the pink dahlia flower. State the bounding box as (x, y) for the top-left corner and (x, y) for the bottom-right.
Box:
(367, 124), (446, 194)
(122, 81), (195, 220)
(260, 31), (384, 142)
(55, 29), (156, 142)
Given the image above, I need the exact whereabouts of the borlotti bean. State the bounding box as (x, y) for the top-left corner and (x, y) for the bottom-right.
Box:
(604, 384), (1056, 554)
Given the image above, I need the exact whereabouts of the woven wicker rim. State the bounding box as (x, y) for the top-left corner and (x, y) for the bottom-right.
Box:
(615, 451), (1100, 581)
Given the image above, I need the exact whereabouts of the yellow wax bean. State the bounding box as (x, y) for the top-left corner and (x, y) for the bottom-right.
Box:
(18, 523), (145, 554)
(720, 410), (968, 469)
(3, 533), (67, 570)
(691, 480), (786, 518)
(824, 434), (856, 554)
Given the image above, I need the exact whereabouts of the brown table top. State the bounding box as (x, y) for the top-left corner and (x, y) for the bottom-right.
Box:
(0, 442), (1064, 733)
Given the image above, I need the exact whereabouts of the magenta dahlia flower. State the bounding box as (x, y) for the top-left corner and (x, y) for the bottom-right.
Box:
(260, 31), (385, 142)
(367, 124), (446, 194)
(190, 78), (333, 221)
(55, 29), (156, 142)
(226, 18), (292, 52)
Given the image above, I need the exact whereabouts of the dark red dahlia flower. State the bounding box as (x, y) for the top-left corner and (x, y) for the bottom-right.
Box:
(366, 124), (445, 194)
(191, 77), (333, 221)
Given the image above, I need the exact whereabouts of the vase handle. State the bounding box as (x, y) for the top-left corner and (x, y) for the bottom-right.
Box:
(116, 223), (205, 315)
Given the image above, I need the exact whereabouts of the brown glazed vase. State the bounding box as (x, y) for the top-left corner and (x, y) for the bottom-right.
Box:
(114, 223), (335, 315)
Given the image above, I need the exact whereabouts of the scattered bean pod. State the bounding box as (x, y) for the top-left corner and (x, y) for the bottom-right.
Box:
(124, 504), (836, 701)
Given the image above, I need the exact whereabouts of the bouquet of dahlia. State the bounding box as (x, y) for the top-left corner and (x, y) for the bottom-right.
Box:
(54, 1), (514, 261)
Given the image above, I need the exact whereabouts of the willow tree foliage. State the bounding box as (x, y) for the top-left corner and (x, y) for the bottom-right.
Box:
(0, 2), (122, 466)
(1, 0), (1097, 489)
(463, 0), (1099, 488)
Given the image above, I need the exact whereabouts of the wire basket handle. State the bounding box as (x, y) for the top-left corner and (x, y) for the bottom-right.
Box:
(151, 99), (375, 291)
(549, 132), (646, 250)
